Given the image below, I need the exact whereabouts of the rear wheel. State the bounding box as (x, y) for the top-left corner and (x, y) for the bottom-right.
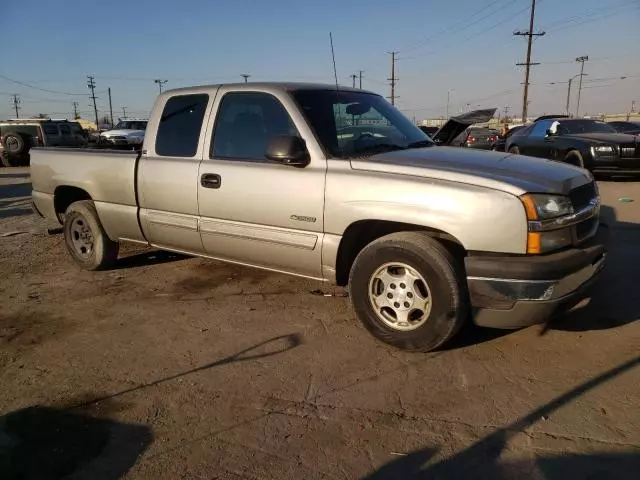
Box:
(564, 150), (585, 168)
(349, 232), (468, 352)
(508, 145), (520, 154)
(63, 200), (119, 270)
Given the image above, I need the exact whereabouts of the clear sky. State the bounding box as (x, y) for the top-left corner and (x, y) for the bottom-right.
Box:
(1, 0), (639, 122)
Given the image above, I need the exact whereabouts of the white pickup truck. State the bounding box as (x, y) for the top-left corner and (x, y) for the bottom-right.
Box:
(30, 83), (607, 352)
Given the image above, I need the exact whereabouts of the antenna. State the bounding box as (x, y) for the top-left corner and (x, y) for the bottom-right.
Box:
(329, 32), (339, 93)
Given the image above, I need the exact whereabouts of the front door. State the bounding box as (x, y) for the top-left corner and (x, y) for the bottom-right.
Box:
(523, 119), (554, 158)
(197, 89), (326, 279)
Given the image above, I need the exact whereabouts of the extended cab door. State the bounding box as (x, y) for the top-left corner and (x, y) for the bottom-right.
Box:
(137, 91), (213, 253)
(197, 88), (326, 279)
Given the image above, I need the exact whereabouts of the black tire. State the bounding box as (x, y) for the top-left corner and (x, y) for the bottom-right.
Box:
(2, 132), (30, 156)
(508, 145), (520, 154)
(0, 153), (24, 167)
(63, 200), (119, 270)
(564, 150), (585, 168)
(349, 232), (468, 352)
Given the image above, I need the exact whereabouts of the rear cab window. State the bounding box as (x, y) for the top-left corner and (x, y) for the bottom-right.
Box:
(42, 124), (59, 137)
(155, 94), (209, 157)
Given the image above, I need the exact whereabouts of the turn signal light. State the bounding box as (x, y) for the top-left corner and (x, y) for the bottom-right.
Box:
(527, 232), (541, 254)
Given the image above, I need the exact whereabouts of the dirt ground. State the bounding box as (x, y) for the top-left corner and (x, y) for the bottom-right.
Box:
(1, 167), (639, 479)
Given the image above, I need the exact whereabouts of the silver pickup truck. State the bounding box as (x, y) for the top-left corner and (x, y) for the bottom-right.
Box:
(30, 83), (607, 352)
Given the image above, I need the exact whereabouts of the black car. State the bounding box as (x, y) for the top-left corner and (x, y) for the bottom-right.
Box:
(608, 120), (640, 136)
(492, 124), (525, 152)
(506, 117), (640, 175)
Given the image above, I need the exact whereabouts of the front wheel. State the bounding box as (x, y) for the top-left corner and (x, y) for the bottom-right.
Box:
(508, 145), (520, 154)
(564, 150), (585, 168)
(349, 232), (468, 352)
(63, 200), (119, 270)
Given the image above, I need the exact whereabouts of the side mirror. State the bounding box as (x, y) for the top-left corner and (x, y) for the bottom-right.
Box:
(265, 135), (310, 167)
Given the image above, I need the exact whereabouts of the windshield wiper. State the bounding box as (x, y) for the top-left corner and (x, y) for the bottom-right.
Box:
(406, 140), (435, 149)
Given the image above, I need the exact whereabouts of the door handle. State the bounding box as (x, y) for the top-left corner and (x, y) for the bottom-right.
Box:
(201, 173), (221, 189)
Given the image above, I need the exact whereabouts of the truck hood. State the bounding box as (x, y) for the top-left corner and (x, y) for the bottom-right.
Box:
(350, 146), (591, 196)
(561, 132), (639, 144)
(101, 129), (145, 137)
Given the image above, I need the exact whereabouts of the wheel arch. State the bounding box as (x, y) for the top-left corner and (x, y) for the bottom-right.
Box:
(333, 219), (466, 287)
(53, 185), (92, 223)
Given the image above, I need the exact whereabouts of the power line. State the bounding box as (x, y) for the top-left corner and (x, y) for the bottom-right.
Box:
(514, 0), (545, 122)
(0, 74), (88, 96)
(401, 1), (533, 61)
(400, 0), (513, 53)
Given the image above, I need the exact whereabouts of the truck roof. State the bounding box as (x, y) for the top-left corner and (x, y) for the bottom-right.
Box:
(163, 82), (372, 96)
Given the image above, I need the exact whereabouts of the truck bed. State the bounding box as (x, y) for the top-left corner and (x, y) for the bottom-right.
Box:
(30, 147), (146, 244)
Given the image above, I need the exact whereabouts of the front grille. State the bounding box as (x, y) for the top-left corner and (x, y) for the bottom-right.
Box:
(576, 216), (598, 242)
(620, 144), (640, 158)
(568, 181), (597, 211)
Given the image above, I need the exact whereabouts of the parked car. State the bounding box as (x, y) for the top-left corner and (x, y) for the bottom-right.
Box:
(31, 83), (606, 352)
(506, 117), (640, 175)
(99, 120), (148, 148)
(492, 124), (526, 152)
(449, 126), (498, 150)
(608, 121), (640, 136)
(418, 125), (439, 137)
(0, 119), (87, 167)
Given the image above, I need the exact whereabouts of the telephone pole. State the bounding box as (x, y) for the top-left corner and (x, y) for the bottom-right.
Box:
(240, 74), (250, 83)
(514, 0), (545, 122)
(108, 88), (114, 126)
(154, 79), (168, 93)
(503, 105), (510, 122)
(387, 51), (398, 106)
(87, 76), (99, 130)
(121, 106), (127, 119)
(72, 101), (79, 119)
(350, 74), (357, 88)
(12, 94), (21, 118)
(575, 56), (589, 117)
(358, 70), (363, 89)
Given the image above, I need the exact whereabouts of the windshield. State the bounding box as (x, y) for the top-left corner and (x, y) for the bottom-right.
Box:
(292, 89), (433, 158)
(558, 120), (617, 135)
(114, 121), (147, 130)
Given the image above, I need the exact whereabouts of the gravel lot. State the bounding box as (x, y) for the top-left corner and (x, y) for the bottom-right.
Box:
(1, 167), (639, 479)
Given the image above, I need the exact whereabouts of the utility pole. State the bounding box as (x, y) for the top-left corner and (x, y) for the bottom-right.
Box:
(632, 100), (636, 114)
(107, 88), (114, 126)
(11, 94), (21, 118)
(121, 106), (127, 119)
(87, 76), (99, 130)
(350, 74), (357, 88)
(154, 79), (168, 93)
(446, 90), (453, 119)
(575, 56), (589, 117)
(387, 51), (398, 106)
(358, 70), (363, 89)
(514, 0), (545, 122)
(240, 74), (250, 83)
(72, 101), (79, 119)
(503, 105), (510, 123)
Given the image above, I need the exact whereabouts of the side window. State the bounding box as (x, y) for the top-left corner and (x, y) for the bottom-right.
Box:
(156, 94), (209, 157)
(530, 120), (552, 138)
(59, 124), (71, 135)
(43, 124), (59, 137)
(211, 92), (299, 161)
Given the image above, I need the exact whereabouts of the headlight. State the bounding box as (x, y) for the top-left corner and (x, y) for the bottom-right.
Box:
(520, 194), (574, 254)
(520, 194), (573, 220)
(593, 145), (613, 153)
